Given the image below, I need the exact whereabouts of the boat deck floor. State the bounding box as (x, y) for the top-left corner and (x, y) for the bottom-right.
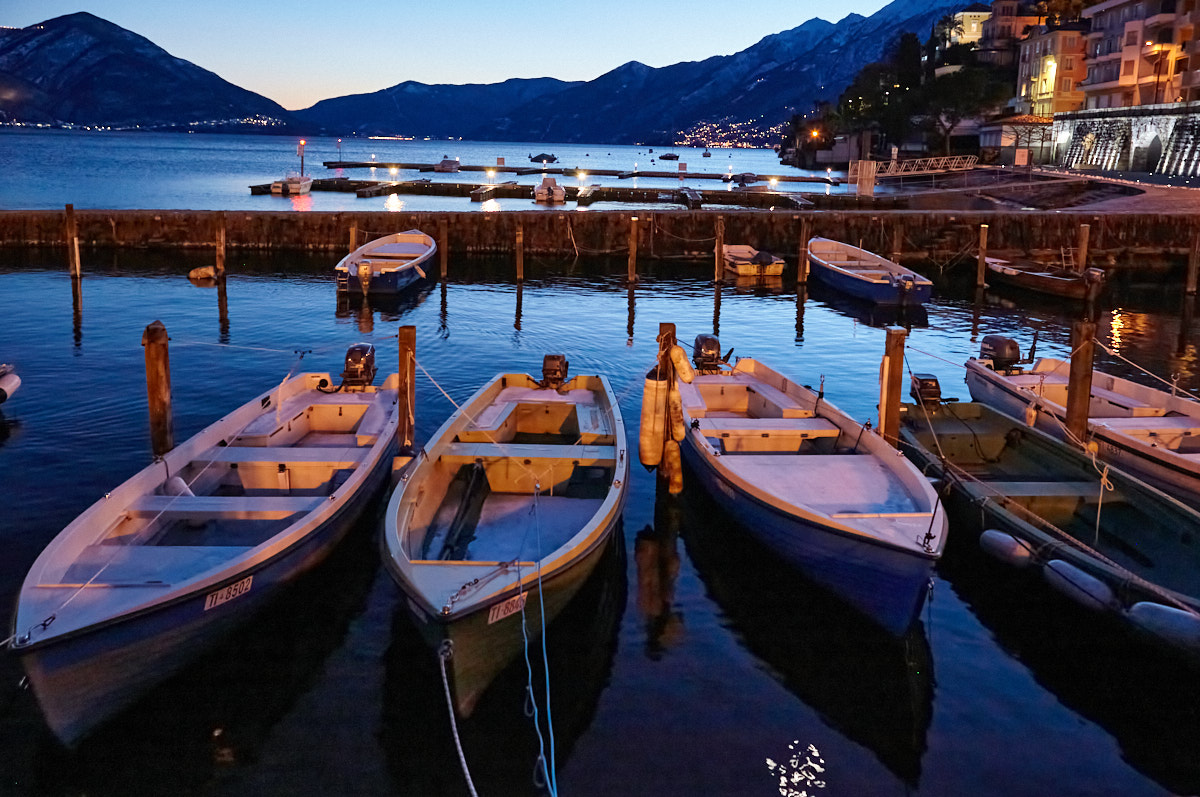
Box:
(426, 493), (602, 562)
(724, 454), (923, 517)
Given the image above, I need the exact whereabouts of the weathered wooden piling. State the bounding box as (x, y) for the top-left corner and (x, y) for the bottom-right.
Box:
(438, 218), (449, 278)
(1066, 319), (1097, 444)
(349, 222), (358, 254)
(1187, 227), (1200, 295)
(142, 320), (174, 456)
(628, 216), (639, 283)
(515, 225), (525, 281)
(890, 222), (903, 263)
(714, 216), (725, 283)
(397, 325), (415, 451)
(65, 204), (81, 278)
(878, 327), (906, 447)
(976, 224), (989, 288)
(1076, 223), (1090, 270)
(797, 216), (810, 285)
(214, 211), (226, 279)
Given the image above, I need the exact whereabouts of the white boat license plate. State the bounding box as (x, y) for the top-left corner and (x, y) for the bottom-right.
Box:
(204, 576), (253, 611)
(487, 592), (527, 625)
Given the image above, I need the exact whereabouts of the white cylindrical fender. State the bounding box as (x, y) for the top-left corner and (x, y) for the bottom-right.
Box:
(1024, 405), (1037, 427)
(979, 529), (1033, 568)
(163, 476), (194, 497)
(1043, 559), (1115, 611)
(668, 384), (685, 442)
(668, 345), (695, 383)
(639, 370), (668, 468)
(1128, 602), (1200, 654)
(662, 439), (683, 494)
(0, 372), (19, 404)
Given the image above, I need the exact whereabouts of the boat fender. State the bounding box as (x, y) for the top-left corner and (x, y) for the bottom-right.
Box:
(639, 369), (668, 468)
(662, 439), (683, 494)
(668, 384), (686, 442)
(979, 529), (1033, 568)
(1127, 602), (1200, 652)
(1024, 405), (1037, 427)
(163, 476), (195, 497)
(668, 345), (695, 383)
(0, 371), (20, 403)
(1042, 559), (1115, 611)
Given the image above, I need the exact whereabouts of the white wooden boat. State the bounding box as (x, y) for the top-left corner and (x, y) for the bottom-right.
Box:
(965, 335), (1200, 506)
(676, 337), (947, 634)
(533, 176), (566, 204)
(9, 345), (404, 745)
(334, 230), (436, 295)
(0, 363), (19, 403)
(808, 237), (933, 305)
(722, 245), (785, 277)
(270, 173), (313, 196)
(381, 356), (628, 716)
(434, 158), (460, 173)
(900, 393), (1200, 658)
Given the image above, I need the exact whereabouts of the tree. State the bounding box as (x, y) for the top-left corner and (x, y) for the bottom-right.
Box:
(916, 67), (1012, 154)
(933, 14), (965, 48)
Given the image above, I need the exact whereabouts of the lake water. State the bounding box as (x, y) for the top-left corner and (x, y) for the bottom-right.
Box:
(0, 130), (858, 215)
(0, 243), (1198, 795)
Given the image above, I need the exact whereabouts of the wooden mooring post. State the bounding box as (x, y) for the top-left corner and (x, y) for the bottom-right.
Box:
(1187, 227), (1200, 296)
(878, 328), (906, 447)
(976, 224), (989, 288)
(1066, 319), (1097, 444)
(65, 203), (81, 279)
(397, 325), (415, 452)
(1076, 223), (1090, 271)
(796, 215), (810, 286)
(214, 211), (226, 279)
(438, 218), (449, 279)
(628, 216), (639, 283)
(142, 320), (174, 456)
(714, 216), (725, 283)
(349, 222), (358, 254)
(515, 225), (525, 281)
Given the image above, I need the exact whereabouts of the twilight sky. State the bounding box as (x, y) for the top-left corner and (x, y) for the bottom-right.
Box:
(5, 1), (891, 110)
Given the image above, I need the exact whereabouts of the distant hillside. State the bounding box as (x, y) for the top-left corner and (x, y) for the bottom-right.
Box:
(0, 12), (291, 128)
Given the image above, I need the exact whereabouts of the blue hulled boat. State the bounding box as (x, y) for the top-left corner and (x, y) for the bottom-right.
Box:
(808, 237), (933, 305)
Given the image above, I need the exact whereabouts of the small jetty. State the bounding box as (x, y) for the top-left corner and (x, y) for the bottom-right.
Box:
(319, 160), (839, 185)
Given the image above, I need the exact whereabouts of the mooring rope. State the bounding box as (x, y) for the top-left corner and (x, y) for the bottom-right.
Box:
(437, 641), (480, 797)
(1092, 337), (1200, 402)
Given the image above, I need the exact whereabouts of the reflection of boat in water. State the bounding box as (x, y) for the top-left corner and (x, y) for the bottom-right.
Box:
(807, 279), (928, 328)
(335, 282), (432, 323)
(732, 275), (785, 295)
(675, 483), (933, 787)
(381, 532), (625, 795)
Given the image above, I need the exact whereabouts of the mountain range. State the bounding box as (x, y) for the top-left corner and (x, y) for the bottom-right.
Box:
(0, 1), (966, 143)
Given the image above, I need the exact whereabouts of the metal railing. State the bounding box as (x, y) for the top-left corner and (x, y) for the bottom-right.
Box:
(849, 155), (978, 180)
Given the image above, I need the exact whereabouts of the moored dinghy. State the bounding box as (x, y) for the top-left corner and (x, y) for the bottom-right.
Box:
(808, 237), (933, 306)
(10, 344), (406, 745)
(381, 355), (628, 716)
(673, 335), (947, 634)
(899, 377), (1200, 658)
(334, 230), (437, 296)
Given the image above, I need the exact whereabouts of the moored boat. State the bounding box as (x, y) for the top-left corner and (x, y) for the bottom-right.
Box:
(0, 363), (19, 403)
(10, 344), (405, 745)
(270, 173), (313, 196)
(985, 256), (1106, 301)
(334, 230), (436, 296)
(674, 335), (947, 634)
(899, 382), (1200, 658)
(380, 355), (628, 716)
(533, 176), (566, 204)
(807, 237), (933, 305)
(722, 244), (785, 277)
(965, 334), (1200, 505)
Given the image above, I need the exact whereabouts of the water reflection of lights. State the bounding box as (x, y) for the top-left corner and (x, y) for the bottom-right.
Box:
(289, 194), (313, 211)
(384, 194), (405, 212)
(1110, 310), (1126, 355)
(481, 199), (501, 212)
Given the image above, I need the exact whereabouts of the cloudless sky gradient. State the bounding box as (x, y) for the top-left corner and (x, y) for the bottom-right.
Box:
(4, 0), (891, 110)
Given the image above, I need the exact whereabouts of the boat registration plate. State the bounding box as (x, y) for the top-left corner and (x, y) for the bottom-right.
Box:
(204, 576), (253, 611)
(487, 592), (527, 625)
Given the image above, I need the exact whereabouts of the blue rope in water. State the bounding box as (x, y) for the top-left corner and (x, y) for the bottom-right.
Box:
(517, 486), (558, 797)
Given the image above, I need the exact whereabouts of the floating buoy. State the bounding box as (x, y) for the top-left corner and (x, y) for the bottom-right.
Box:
(1042, 559), (1115, 611)
(187, 265), (217, 281)
(668, 384), (685, 442)
(1127, 602), (1200, 652)
(662, 439), (683, 494)
(979, 529), (1033, 568)
(639, 368), (668, 468)
(668, 345), (695, 383)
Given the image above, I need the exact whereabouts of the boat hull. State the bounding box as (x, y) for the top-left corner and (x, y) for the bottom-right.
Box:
(680, 440), (934, 636)
(809, 262), (931, 305)
(17, 451), (391, 745)
(985, 261), (1095, 300)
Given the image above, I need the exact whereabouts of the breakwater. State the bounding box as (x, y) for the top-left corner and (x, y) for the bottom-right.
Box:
(1, 209), (1196, 267)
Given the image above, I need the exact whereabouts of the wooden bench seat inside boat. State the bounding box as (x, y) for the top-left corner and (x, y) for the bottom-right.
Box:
(196, 446), (367, 466)
(457, 390), (611, 444)
(439, 442), (616, 466)
(977, 480), (1102, 497)
(234, 392), (386, 447)
(680, 378), (813, 419)
(49, 545), (251, 586)
(129, 495), (325, 519)
(697, 417), (840, 438)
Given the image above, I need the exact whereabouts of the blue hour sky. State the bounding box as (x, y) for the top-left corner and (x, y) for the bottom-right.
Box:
(4, 0), (890, 110)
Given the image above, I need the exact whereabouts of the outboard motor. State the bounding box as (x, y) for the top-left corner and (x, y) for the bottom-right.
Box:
(693, 334), (722, 372)
(541, 354), (569, 390)
(910, 373), (942, 406)
(341, 343), (377, 387)
(980, 335), (1022, 373)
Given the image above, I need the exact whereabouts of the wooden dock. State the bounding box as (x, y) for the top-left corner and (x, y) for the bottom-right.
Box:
(322, 160), (839, 185)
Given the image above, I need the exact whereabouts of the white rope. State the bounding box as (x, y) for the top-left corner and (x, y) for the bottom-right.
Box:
(437, 641), (480, 797)
(1092, 337), (1200, 402)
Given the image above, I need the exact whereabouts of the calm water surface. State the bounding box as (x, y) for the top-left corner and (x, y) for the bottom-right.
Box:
(0, 249), (1198, 796)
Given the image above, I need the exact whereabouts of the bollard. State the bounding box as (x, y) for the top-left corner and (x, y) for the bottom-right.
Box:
(214, 211), (226, 279)
(516, 225), (524, 281)
(976, 224), (989, 288)
(628, 216), (639, 283)
(65, 203), (81, 279)
(1187, 228), (1200, 296)
(1076, 223), (1090, 272)
(878, 328), (906, 447)
(1066, 319), (1097, 444)
(797, 216), (811, 286)
(438, 218), (449, 279)
(714, 216), (725, 283)
(397, 325), (416, 451)
(142, 320), (174, 456)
